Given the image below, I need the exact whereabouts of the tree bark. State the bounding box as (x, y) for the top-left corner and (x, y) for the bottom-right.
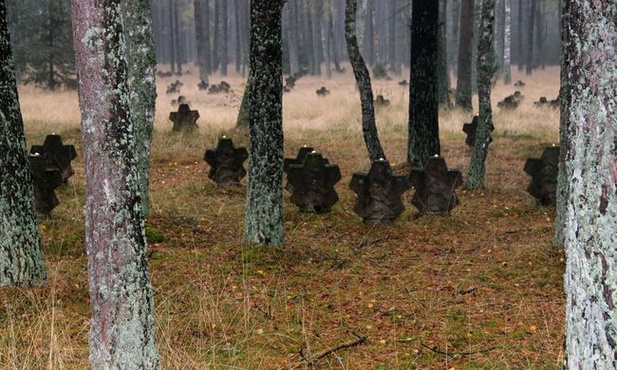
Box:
(286, 0), (300, 75)
(463, 0), (494, 190)
(364, 0), (375, 66)
(0, 0), (47, 287)
(70, 0), (160, 367)
(220, 0), (228, 76)
(455, 0), (474, 111)
(562, 2), (617, 366)
(122, 0), (157, 219)
(344, 0), (386, 162)
(517, 0), (523, 70)
(407, 0), (440, 167)
(243, 0), (285, 246)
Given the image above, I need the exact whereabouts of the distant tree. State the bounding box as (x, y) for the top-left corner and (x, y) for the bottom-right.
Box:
(437, 0), (450, 107)
(455, 0), (474, 111)
(7, 0), (75, 90)
(525, 0), (536, 75)
(285, 0), (300, 75)
(464, 0), (494, 189)
(243, 0), (285, 246)
(502, 0), (512, 84)
(70, 0), (160, 367)
(407, 0), (440, 167)
(220, 0), (228, 76)
(364, 0), (375, 66)
(344, 0), (386, 162)
(0, 0), (47, 287)
(121, 0), (157, 218)
(561, 1), (616, 368)
(194, 0), (211, 84)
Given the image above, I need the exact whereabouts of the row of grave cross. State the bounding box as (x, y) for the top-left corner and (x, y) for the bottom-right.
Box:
(27, 134), (559, 220)
(205, 138), (560, 224)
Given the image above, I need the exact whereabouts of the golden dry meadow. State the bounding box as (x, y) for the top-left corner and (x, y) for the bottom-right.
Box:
(2, 65), (564, 369)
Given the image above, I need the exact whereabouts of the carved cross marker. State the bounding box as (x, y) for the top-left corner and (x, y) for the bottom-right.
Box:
(285, 151), (341, 213)
(204, 137), (248, 186)
(349, 159), (410, 224)
(284, 146), (315, 193)
(29, 134), (77, 183)
(524, 146), (560, 206)
(408, 156), (463, 216)
(169, 103), (199, 131)
(28, 153), (63, 216)
(462, 115), (494, 147)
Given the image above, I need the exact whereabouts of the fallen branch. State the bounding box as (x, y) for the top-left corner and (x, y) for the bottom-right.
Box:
(420, 341), (497, 358)
(300, 333), (368, 366)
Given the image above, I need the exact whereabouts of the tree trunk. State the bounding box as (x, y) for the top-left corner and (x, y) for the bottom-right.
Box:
(324, 0), (333, 80)
(437, 0), (450, 107)
(344, 0), (386, 162)
(525, 0), (536, 75)
(311, 0), (323, 76)
(463, 0), (494, 190)
(562, 1), (617, 367)
(502, 0), (512, 84)
(0, 0), (47, 287)
(455, 0), (474, 111)
(122, 0), (157, 219)
(168, 0), (176, 73)
(212, 0), (220, 72)
(243, 0), (285, 246)
(364, 0), (375, 66)
(220, 0), (228, 76)
(234, 0), (242, 73)
(195, 0), (211, 84)
(70, 0), (160, 367)
(388, 0), (399, 75)
(286, 0), (300, 75)
(517, 0), (523, 70)
(407, 0), (440, 167)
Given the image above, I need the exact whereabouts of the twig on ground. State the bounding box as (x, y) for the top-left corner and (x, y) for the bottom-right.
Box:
(420, 341), (497, 357)
(300, 333), (368, 366)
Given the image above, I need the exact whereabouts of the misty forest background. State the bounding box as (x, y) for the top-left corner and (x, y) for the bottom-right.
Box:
(6, 0), (562, 90)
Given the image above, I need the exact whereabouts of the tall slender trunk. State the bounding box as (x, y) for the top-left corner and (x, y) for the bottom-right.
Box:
(345, 0), (386, 162)
(455, 0), (474, 111)
(287, 0), (300, 75)
(438, 0), (450, 106)
(517, 0), (523, 70)
(195, 0), (210, 83)
(364, 0), (375, 66)
(464, 0), (494, 189)
(220, 0), (228, 76)
(525, 0), (536, 75)
(502, 0), (511, 84)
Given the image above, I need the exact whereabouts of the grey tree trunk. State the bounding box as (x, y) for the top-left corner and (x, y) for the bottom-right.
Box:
(387, 0), (399, 75)
(562, 2), (617, 367)
(286, 0), (300, 75)
(70, 0), (160, 367)
(168, 0), (176, 72)
(525, 0), (536, 75)
(194, 0), (211, 84)
(0, 0), (47, 287)
(517, 0), (523, 70)
(437, 0), (450, 107)
(220, 0), (228, 76)
(407, 0), (440, 167)
(455, 0), (474, 111)
(364, 0), (375, 66)
(243, 0), (285, 246)
(122, 0), (157, 219)
(344, 0), (386, 162)
(463, 0), (494, 190)
(502, 0), (512, 84)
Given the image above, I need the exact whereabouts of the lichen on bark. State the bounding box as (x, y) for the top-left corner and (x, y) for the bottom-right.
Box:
(0, 0), (47, 287)
(243, 0), (285, 246)
(71, 0), (160, 367)
(562, 1), (617, 368)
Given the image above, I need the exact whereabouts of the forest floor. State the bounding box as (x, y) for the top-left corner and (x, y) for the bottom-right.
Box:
(1, 65), (565, 369)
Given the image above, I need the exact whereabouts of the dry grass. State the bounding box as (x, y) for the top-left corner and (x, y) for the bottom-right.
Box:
(1, 65), (564, 369)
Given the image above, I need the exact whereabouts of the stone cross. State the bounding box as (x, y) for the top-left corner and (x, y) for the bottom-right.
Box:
(462, 115), (493, 147)
(204, 137), (248, 186)
(286, 151), (341, 213)
(29, 134), (77, 183)
(524, 146), (560, 206)
(284, 145), (315, 193)
(28, 153), (63, 216)
(349, 159), (410, 224)
(169, 103), (199, 131)
(408, 156), (463, 215)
